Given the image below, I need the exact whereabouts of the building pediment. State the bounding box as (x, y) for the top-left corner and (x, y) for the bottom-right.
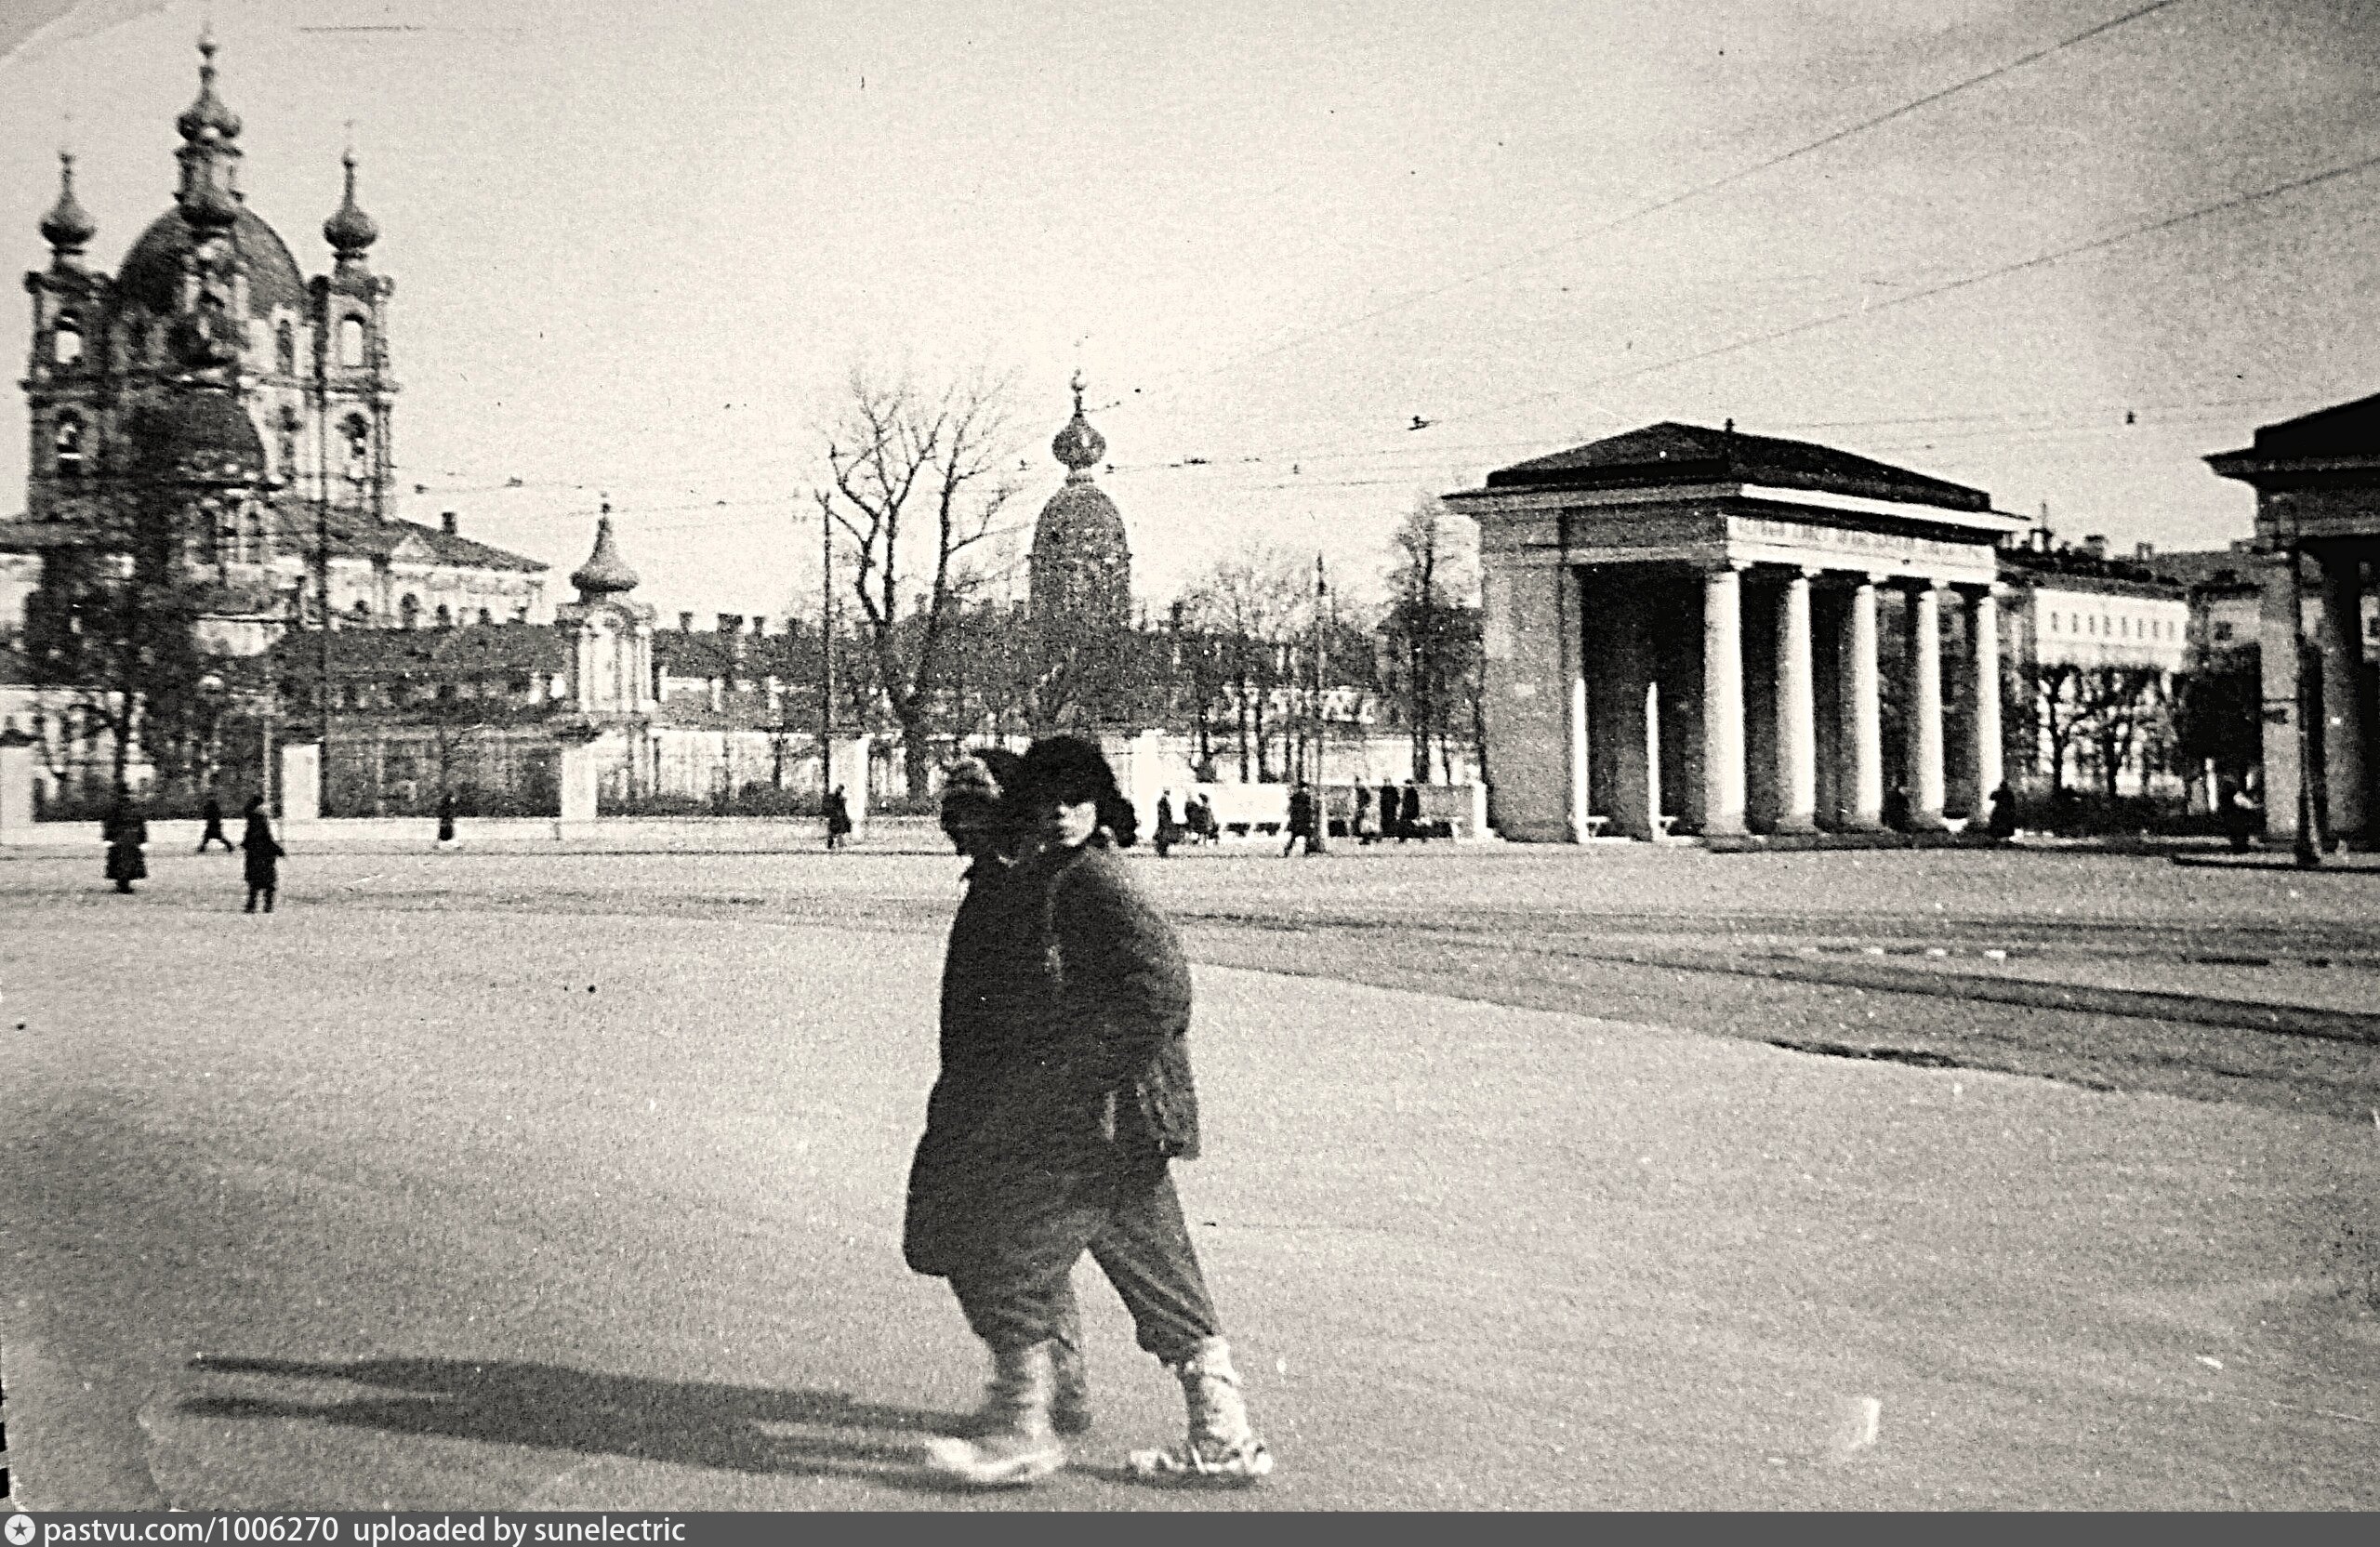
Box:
(386, 532), (438, 565)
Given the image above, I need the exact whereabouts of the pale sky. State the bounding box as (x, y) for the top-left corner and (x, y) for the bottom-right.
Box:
(4, 0), (2377, 623)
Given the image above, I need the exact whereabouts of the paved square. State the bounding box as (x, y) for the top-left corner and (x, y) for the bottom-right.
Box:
(3, 842), (2376, 1508)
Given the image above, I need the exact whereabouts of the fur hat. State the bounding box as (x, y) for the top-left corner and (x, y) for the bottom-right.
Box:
(1018, 735), (1139, 847)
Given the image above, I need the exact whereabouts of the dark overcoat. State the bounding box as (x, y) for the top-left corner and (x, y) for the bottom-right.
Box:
(985, 835), (1200, 1164)
(906, 835), (1204, 1278)
(903, 855), (1040, 1276)
(242, 814), (284, 887)
(103, 814), (148, 882)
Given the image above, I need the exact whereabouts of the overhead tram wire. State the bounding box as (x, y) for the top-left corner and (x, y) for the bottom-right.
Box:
(1099, 0), (2190, 421)
(1428, 140), (2380, 432)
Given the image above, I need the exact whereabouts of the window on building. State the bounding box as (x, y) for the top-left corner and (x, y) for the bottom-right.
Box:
(2213, 621), (2234, 642)
(339, 315), (367, 368)
(53, 415), (85, 477)
(343, 415), (371, 479)
(51, 314), (83, 365)
(276, 320), (296, 375)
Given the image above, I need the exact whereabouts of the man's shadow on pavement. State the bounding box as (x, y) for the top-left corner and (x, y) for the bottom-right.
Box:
(178, 1354), (999, 1497)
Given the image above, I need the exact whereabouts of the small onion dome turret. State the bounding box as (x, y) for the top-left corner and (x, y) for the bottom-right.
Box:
(40, 152), (97, 258)
(323, 149), (378, 258)
(176, 33), (243, 144)
(1050, 370), (1106, 476)
(570, 510), (641, 598)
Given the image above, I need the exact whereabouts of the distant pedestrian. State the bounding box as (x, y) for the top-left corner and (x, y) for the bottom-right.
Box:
(1397, 780), (1422, 842)
(241, 796), (284, 914)
(2221, 780), (2258, 853)
(1191, 793), (1218, 845)
(197, 795), (233, 853)
(1882, 784), (1911, 833)
(1377, 779), (1401, 841)
(1283, 784), (1316, 856)
(436, 789), (459, 849)
(1985, 783), (2017, 840)
(1354, 786), (1379, 845)
(825, 786), (853, 851)
(103, 797), (148, 893)
(1154, 792), (1179, 858)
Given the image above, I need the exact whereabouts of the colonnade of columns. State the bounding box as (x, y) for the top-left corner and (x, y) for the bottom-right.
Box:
(1691, 564), (2000, 838)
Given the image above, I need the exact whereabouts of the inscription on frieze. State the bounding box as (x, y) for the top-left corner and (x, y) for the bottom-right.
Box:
(1727, 514), (1991, 570)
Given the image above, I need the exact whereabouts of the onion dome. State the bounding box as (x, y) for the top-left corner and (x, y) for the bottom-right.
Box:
(39, 152), (96, 258)
(176, 33), (243, 145)
(323, 149), (379, 258)
(1050, 370), (1106, 475)
(570, 509), (641, 598)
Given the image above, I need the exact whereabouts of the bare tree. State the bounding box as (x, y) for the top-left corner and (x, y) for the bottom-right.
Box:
(2014, 660), (2088, 794)
(2076, 665), (2170, 799)
(813, 367), (1021, 797)
(1382, 494), (1477, 782)
(1183, 548), (1307, 782)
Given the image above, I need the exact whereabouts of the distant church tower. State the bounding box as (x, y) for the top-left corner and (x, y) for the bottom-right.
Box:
(1027, 374), (1131, 727)
(18, 34), (399, 627)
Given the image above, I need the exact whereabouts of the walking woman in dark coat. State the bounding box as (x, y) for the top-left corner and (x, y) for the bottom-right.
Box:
(103, 796), (148, 893)
(925, 735), (1271, 1489)
(240, 796), (284, 913)
(824, 786), (853, 851)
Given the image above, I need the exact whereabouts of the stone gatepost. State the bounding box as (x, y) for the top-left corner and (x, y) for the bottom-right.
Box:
(827, 734), (871, 830)
(280, 743), (321, 824)
(554, 722), (605, 832)
(0, 728), (35, 843)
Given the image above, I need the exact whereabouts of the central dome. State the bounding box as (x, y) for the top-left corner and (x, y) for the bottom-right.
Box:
(116, 204), (306, 319)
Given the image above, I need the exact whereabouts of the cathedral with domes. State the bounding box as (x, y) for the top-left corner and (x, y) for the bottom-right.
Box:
(0, 34), (545, 658)
(1026, 374), (1134, 728)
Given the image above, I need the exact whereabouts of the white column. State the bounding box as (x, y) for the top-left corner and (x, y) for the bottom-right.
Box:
(1561, 568), (1590, 843)
(1700, 564), (1746, 835)
(1971, 586), (2004, 806)
(1910, 580), (1947, 826)
(1773, 567), (1818, 832)
(2320, 548), (2367, 839)
(0, 734), (36, 841)
(1843, 575), (1884, 828)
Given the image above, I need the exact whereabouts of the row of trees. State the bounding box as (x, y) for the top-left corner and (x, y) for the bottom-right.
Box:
(2006, 650), (2263, 800)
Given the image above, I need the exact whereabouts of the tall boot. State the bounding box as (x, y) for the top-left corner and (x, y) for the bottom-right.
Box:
(923, 1341), (1065, 1488)
(1128, 1336), (1274, 1483)
(960, 1302), (1091, 1437)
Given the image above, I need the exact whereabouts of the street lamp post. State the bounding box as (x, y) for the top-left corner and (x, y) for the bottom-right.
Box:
(1310, 551), (1330, 854)
(820, 492), (837, 800)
